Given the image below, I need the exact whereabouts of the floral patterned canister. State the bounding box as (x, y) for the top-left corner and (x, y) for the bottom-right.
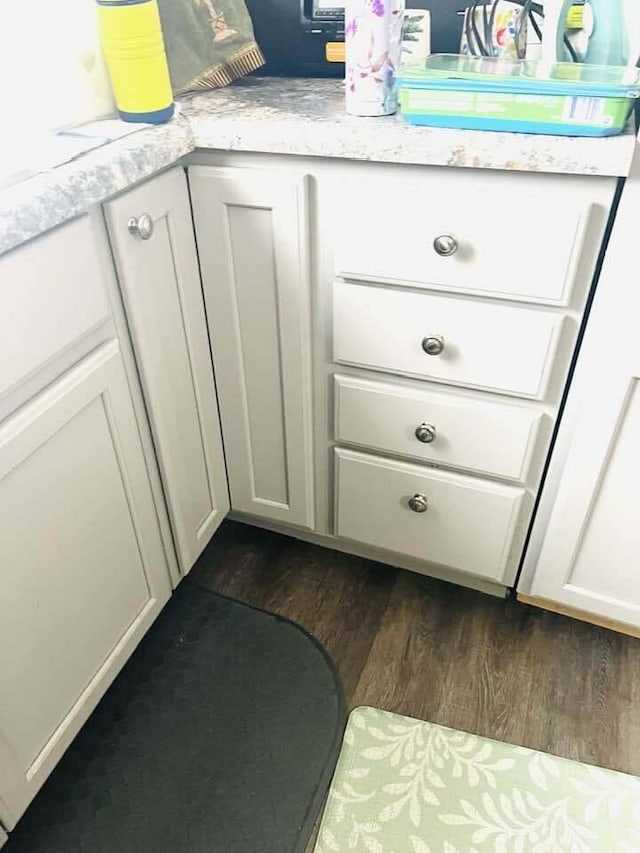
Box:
(345, 0), (406, 116)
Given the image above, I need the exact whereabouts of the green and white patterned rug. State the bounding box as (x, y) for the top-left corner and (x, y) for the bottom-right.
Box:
(315, 707), (640, 853)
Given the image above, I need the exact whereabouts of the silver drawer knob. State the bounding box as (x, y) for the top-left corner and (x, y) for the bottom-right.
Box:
(415, 423), (436, 444)
(408, 494), (429, 514)
(433, 235), (458, 257)
(127, 213), (154, 241)
(422, 335), (445, 356)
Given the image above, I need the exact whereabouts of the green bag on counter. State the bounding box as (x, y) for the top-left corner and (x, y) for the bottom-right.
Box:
(158, 0), (264, 93)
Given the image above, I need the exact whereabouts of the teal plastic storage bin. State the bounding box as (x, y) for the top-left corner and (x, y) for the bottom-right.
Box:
(398, 56), (640, 136)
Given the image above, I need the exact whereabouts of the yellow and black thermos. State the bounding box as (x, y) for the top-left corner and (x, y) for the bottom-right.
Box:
(97, 0), (175, 123)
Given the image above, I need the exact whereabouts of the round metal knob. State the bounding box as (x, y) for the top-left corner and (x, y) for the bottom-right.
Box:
(127, 214), (154, 241)
(422, 335), (445, 357)
(433, 235), (458, 257)
(408, 494), (429, 514)
(415, 423), (436, 444)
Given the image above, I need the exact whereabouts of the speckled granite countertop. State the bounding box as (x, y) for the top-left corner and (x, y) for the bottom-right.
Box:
(182, 77), (637, 174)
(1, 77), (637, 256)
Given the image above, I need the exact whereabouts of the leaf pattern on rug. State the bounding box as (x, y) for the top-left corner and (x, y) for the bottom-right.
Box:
(314, 708), (640, 853)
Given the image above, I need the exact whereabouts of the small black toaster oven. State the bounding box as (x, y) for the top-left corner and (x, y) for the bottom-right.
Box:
(245, 0), (465, 77)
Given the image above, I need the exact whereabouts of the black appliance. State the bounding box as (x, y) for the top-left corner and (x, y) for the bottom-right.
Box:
(245, 0), (466, 77)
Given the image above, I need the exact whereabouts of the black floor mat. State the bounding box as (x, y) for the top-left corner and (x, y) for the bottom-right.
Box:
(6, 581), (346, 853)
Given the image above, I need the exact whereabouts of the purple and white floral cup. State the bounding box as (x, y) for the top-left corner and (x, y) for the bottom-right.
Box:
(345, 0), (406, 116)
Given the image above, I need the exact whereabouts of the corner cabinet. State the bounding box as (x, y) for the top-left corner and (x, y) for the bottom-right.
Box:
(519, 153), (640, 634)
(0, 342), (171, 826)
(189, 166), (315, 530)
(104, 168), (230, 573)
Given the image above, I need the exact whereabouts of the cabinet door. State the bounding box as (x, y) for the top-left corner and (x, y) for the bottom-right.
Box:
(105, 167), (229, 573)
(189, 166), (314, 529)
(0, 342), (171, 826)
(522, 154), (640, 631)
(525, 352), (640, 627)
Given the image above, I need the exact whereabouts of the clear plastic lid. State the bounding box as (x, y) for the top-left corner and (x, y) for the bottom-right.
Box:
(399, 55), (640, 97)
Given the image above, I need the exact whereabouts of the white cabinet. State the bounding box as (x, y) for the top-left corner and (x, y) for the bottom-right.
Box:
(520, 153), (640, 632)
(0, 342), (171, 826)
(189, 166), (314, 530)
(105, 168), (230, 573)
(181, 153), (614, 588)
(321, 157), (615, 586)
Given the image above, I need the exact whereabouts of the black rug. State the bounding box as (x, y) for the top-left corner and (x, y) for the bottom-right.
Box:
(6, 581), (346, 853)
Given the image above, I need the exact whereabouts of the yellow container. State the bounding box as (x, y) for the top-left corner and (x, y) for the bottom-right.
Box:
(97, 0), (174, 123)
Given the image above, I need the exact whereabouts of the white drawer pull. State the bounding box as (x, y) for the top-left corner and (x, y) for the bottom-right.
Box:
(408, 493), (429, 513)
(433, 234), (458, 257)
(422, 335), (445, 356)
(128, 213), (154, 241)
(415, 423), (437, 444)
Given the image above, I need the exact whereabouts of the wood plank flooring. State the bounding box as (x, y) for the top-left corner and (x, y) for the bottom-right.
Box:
(191, 520), (640, 777)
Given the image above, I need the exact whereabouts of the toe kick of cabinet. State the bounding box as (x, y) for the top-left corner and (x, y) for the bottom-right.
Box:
(334, 448), (528, 583)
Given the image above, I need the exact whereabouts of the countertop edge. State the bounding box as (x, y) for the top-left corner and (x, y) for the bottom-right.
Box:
(190, 133), (634, 177)
(0, 119), (194, 256)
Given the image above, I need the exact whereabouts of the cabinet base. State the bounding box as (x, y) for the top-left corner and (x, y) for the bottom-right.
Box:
(228, 512), (508, 598)
(517, 594), (640, 639)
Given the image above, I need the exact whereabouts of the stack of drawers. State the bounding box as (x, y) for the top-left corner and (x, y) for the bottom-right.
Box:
(329, 168), (612, 585)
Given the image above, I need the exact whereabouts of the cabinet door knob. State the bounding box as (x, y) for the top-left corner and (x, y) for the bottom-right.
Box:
(408, 494), (429, 514)
(415, 423), (436, 444)
(422, 335), (445, 356)
(433, 235), (458, 257)
(127, 214), (154, 241)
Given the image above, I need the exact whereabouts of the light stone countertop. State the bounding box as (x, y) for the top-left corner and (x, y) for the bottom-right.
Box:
(1, 77), (637, 256)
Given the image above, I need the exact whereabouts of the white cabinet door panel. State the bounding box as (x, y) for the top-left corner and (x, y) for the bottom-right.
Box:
(528, 370), (640, 624)
(105, 167), (229, 573)
(189, 166), (314, 529)
(0, 342), (171, 825)
(523, 152), (640, 631)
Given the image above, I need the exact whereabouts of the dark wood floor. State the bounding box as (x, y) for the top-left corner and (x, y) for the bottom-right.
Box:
(191, 520), (640, 777)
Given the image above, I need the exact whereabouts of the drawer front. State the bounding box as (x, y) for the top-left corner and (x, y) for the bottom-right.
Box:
(335, 448), (526, 582)
(333, 282), (566, 399)
(0, 217), (111, 402)
(333, 168), (613, 305)
(334, 375), (546, 481)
